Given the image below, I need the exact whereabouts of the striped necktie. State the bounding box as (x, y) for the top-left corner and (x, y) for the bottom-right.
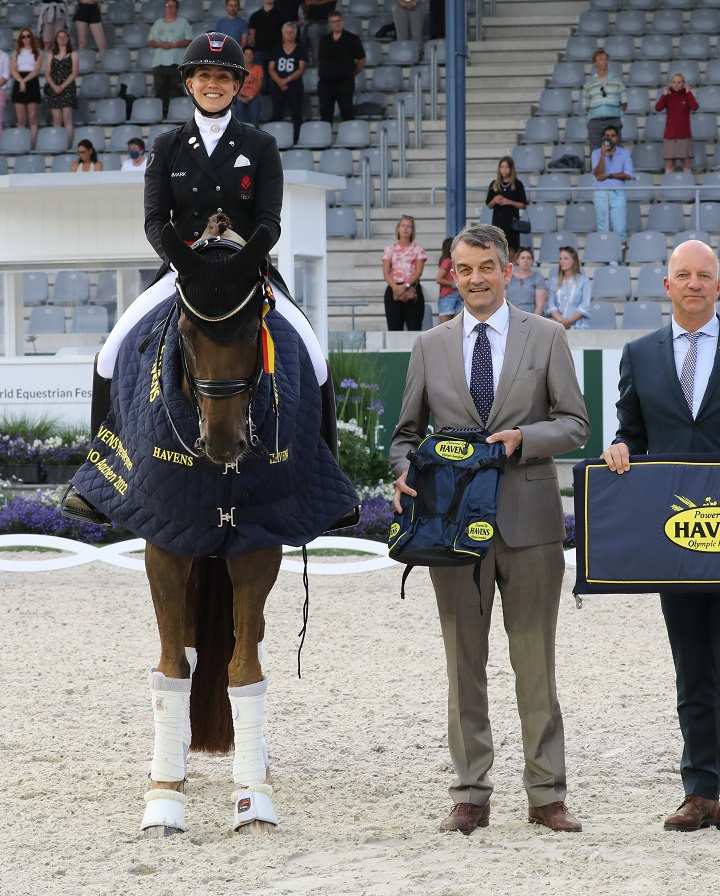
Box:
(470, 322), (494, 425)
(680, 331), (702, 416)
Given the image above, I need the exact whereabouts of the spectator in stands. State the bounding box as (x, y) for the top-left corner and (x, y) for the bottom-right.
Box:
(248, 0), (284, 70)
(655, 73), (699, 174)
(592, 125), (634, 246)
(269, 22), (306, 144)
(71, 138), (103, 172)
(507, 247), (547, 316)
(43, 29), (78, 147)
(38, 2), (68, 52)
(235, 46), (263, 126)
(148, 0), (193, 119)
(121, 137), (147, 171)
(583, 49), (626, 151)
(383, 214), (427, 331)
(318, 11), (365, 124)
(547, 247), (591, 330)
(0, 48), (9, 137)
(73, 0), (106, 53)
(436, 236), (462, 323)
(214, 0), (248, 47)
(393, 0), (426, 43)
(10, 29), (42, 149)
(485, 156), (527, 263)
(304, 0), (336, 65)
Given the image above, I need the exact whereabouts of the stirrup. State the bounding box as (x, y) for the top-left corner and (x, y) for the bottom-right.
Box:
(60, 484), (112, 527)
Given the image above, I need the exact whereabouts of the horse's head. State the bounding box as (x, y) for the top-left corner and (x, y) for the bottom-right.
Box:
(160, 222), (273, 466)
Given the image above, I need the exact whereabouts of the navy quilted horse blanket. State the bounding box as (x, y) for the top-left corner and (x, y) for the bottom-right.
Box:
(72, 297), (358, 556)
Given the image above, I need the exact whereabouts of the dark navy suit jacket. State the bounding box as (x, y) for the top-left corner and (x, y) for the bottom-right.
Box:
(614, 314), (720, 455)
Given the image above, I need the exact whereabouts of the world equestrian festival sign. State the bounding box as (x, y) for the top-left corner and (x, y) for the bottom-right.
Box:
(573, 456), (720, 595)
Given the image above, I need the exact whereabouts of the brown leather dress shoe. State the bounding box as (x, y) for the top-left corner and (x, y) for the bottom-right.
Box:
(664, 795), (720, 831)
(439, 802), (490, 835)
(528, 801), (582, 832)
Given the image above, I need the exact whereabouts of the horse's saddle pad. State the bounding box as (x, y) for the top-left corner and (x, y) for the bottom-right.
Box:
(73, 297), (358, 556)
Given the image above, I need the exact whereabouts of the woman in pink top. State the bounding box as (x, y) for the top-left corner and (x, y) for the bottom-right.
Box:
(382, 214), (428, 331)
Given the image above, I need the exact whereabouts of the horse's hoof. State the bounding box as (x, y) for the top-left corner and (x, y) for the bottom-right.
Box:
(236, 820), (276, 835)
(140, 824), (185, 839)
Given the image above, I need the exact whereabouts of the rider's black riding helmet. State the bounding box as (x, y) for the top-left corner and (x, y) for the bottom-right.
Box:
(179, 32), (248, 116)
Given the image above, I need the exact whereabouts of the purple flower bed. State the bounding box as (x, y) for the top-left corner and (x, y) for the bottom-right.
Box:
(0, 497), (106, 544)
(355, 494), (394, 540)
(563, 513), (575, 548)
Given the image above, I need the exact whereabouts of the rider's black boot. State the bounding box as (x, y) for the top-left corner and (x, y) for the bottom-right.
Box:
(60, 356), (113, 527)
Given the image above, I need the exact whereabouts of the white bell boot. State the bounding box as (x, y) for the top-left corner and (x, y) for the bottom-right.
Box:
(228, 678), (278, 830)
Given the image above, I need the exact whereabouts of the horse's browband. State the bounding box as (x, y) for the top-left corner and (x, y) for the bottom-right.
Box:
(175, 277), (261, 323)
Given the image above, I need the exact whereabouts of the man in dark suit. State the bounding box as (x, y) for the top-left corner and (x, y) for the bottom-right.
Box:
(603, 239), (720, 832)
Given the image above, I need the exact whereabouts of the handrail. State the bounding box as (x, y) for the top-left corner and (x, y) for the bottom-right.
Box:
(397, 99), (407, 179)
(378, 125), (389, 208)
(413, 71), (423, 150)
(429, 42), (439, 121)
(360, 153), (371, 239)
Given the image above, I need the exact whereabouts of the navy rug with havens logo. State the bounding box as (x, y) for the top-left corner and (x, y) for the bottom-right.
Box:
(72, 296), (358, 556)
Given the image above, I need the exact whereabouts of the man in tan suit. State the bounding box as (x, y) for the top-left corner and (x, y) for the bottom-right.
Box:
(390, 224), (590, 834)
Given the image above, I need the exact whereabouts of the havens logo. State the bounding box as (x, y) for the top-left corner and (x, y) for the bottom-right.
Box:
(388, 522), (401, 541)
(665, 494), (720, 553)
(435, 439), (474, 461)
(467, 521), (493, 542)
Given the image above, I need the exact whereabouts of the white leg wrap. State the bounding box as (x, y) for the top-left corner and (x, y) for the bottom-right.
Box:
(148, 671), (191, 783)
(228, 678), (277, 828)
(141, 788), (188, 832)
(256, 641), (269, 768)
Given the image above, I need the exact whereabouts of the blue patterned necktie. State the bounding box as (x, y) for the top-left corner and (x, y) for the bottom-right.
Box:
(680, 331), (702, 416)
(470, 322), (494, 424)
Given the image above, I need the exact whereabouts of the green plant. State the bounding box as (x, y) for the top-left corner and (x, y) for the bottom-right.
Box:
(0, 413), (61, 441)
(337, 421), (391, 486)
(329, 351), (383, 396)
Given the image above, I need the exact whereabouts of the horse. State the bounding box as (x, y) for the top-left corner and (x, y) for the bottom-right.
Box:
(70, 216), (357, 838)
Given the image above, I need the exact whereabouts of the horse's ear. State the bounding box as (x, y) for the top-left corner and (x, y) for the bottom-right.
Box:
(230, 225), (273, 276)
(160, 223), (202, 274)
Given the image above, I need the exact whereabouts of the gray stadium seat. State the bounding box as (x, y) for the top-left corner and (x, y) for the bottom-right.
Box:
(28, 306), (65, 334)
(297, 121), (332, 149)
(672, 229), (711, 248)
(94, 98), (126, 125)
(281, 149), (315, 171)
(585, 232), (623, 264)
(616, 10), (647, 35)
(379, 119), (408, 146)
(626, 201), (642, 234)
(696, 87), (720, 114)
(628, 231), (667, 263)
(622, 302), (663, 329)
(53, 271), (90, 305)
(71, 305), (109, 334)
(117, 72), (147, 99)
(625, 171), (655, 202)
(539, 231), (578, 263)
(260, 121), (293, 149)
(166, 96), (194, 122)
(94, 271), (117, 306)
(644, 114), (666, 143)
(100, 153), (122, 171)
(538, 88), (572, 116)
(130, 98), (163, 124)
(564, 117), (588, 143)
(635, 264), (667, 300)
(700, 172), (720, 200)
(588, 303), (617, 329)
(109, 124), (141, 153)
(359, 147), (393, 176)
(525, 117), (559, 144)
(659, 171), (696, 203)
(51, 154), (76, 172)
(79, 73), (111, 100)
(387, 40), (420, 65)
(146, 123), (176, 147)
(704, 60), (720, 85)
(0, 157), (8, 174)
(319, 148), (354, 176)
(604, 34), (636, 61)
(335, 120), (370, 148)
(139, 1), (159, 23)
(689, 9), (720, 33)
(425, 39), (446, 64)
(671, 61), (700, 86)
(108, 1), (134, 24)
(326, 206), (357, 238)
(76, 48), (97, 73)
(363, 40), (383, 67)
(620, 115), (639, 143)
(549, 143), (584, 168)
(534, 173), (572, 203)
(338, 177), (371, 206)
(661, 0), (691, 9)
(592, 265), (631, 300)
(639, 34), (672, 59)
(565, 203), (597, 233)
(565, 35), (597, 60)
(7, 4), (30, 27)
(22, 273), (49, 306)
(302, 68), (319, 94)
(632, 142), (664, 172)
(512, 145), (545, 174)
(625, 87), (650, 115)
(527, 204), (557, 233)
(629, 61), (661, 87)
(135, 48), (156, 72)
(34, 127), (69, 155)
(75, 126), (107, 151)
(180, 0), (204, 20)
(699, 203), (720, 232)
(371, 66), (402, 92)
(551, 62), (585, 88)
(689, 114), (717, 144)
(647, 202), (685, 233)
(652, 9), (683, 33)
(13, 155), (46, 174)
(677, 36), (710, 61)
(592, 0), (619, 8)
(408, 65), (431, 91)
(121, 23), (149, 48)
(577, 10), (609, 34)
(0, 128), (32, 155)
(102, 47), (131, 74)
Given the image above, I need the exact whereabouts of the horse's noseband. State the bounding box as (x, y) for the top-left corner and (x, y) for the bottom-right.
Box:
(179, 334), (257, 401)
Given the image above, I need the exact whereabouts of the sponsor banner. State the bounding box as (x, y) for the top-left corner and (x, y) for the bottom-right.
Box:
(573, 456), (720, 594)
(0, 358), (93, 425)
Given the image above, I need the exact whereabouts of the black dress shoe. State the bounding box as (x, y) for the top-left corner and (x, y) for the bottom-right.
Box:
(60, 484), (112, 527)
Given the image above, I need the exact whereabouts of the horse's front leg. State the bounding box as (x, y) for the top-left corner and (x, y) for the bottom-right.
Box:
(141, 543), (194, 838)
(226, 545), (282, 834)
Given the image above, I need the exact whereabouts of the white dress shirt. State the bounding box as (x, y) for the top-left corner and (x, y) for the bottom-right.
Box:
(462, 301), (510, 393)
(194, 108), (231, 156)
(671, 313), (719, 418)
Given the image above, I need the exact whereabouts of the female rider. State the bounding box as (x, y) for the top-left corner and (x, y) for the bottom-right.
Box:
(62, 32), (327, 524)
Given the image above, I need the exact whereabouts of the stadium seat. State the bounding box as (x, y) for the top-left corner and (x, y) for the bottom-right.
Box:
(626, 202), (642, 235)
(625, 87), (650, 115)
(525, 117), (558, 144)
(639, 34), (672, 59)
(704, 60), (720, 85)
(76, 48), (97, 73)
(297, 121), (333, 149)
(661, 0), (691, 9)
(22, 273), (49, 306)
(75, 126), (107, 151)
(677, 36), (710, 61)
(335, 120), (370, 148)
(629, 61), (661, 87)
(695, 87), (720, 116)
(326, 207), (357, 238)
(565, 35), (597, 60)
(534, 173), (572, 203)
(549, 143), (584, 170)
(635, 264), (667, 300)
(408, 64), (431, 91)
(71, 306), (109, 334)
(281, 149), (315, 171)
(659, 172), (696, 203)
(34, 127), (69, 155)
(139, 0), (160, 22)
(628, 231), (667, 263)
(379, 119), (408, 147)
(100, 153), (123, 171)
(647, 202), (685, 233)
(564, 117), (588, 144)
(672, 61), (700, 86)
(577, 10), (609, 34)
(539, 231), (578, 263)
(616, 10), (647, 35)
(94, 98), (126, 125)
(551, 62), (585, 88)
(588, 303), (617, 329)
(632, 142), (664, 172)
(527, 204), (557, 233)
(700, 172), (720, 200)
(689, 9), (720, 32)
(13, 156), (46, 174)
(0, 128), (31, 156)
(351, 0), (377, 14)
(622, 302), (663, 330)
(166, 97), (194, 122)
(592, 265), (631, 300)
(538, 88), (572, 116)
(108, 124), (140, 153)
(652, 9), (683, 33)
(592, 0), (619, 8)
(619, 115), (639, 143)
(672, 229), (711, 248)
(53, 271), (90, 305)
(117, 72), (147, 99)
(181, 0), (204, 20)
(425, 39), (446, 64)
(604, 34), (636, 61)
(51, 154), (76, 173)
(644, 114), (666, 143)
(7, 5), (30, 27)
(260, 121), (293, 149)
(135, 48), (156, 72)
(94, 271), (117, 306)
(102, 47), (131, 74)
(699, 203), (720, 233)
(130, 98), (163, 124)
(386, 40), (420, 65)
(338, 178), (371, 206)
(146, 123), (176, 147)
(319, 148), (354, 176)
(121, 23), (149, 49)
(362, 41), (384, 67)
(359, 147), (394, 177)
(28, 306), (65, 334)
(585, 232), (623, 264)
(625, 171), (655, 202)
(79, 73), (111, 100)
(108, 1), (134, 24)
(565, 203), (597, 233)
(512, 145), (545, 174)
(371, 66), (402, 92)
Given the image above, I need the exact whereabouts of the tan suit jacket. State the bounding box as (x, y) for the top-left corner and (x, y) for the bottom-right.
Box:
(389, 303), (590, 547)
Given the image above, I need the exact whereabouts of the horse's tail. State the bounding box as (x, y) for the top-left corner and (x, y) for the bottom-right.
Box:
(188, 557), (235, 753)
